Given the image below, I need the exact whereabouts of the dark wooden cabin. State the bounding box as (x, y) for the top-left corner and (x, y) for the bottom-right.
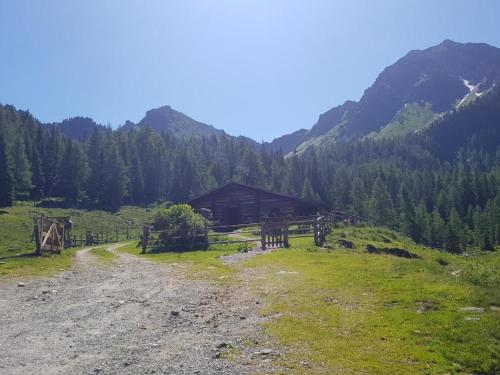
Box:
(188, 182), (321, 225)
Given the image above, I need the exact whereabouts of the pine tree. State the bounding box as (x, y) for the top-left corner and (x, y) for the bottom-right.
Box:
(446, 208), (463, 252)
(61, 142), (89, 203)
(103, 142), (128, 210)
(430, 208), (446, 248)
(0, 131), (14, 207)
(414, 202), (431, 244)
(350, 177), (366, 216)
(11, 137), (32, 199)
(369, 177), (395, 227)
(30, 145), (45, 200)
(43, 128), (64, 196)
(301, 178), (319, 202)
(398, 183), (416, 237)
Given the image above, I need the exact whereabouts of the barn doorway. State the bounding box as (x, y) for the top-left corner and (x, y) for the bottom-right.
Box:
(226, 206), (241, 225)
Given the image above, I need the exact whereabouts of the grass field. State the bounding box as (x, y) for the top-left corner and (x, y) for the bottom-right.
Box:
(0, 202), (157, 278)
(243, 227), (500, 374)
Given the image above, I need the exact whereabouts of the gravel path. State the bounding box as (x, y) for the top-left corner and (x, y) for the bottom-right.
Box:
(220, 232), (278, 265)
(0, 245), (281, 375)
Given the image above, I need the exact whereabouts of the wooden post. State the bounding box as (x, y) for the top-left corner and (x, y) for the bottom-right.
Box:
(203, 221), (209, 250)
(142, 225), (150, 254)
(313, 217), (318, 246)
(260, 221), (266, 250)
(126, 226), (129, 240)
(34, 222), (41, 256)
(284, 220), (289, 248)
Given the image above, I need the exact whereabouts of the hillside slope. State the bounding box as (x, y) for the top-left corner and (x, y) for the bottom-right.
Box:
(280, 40), (500, 154)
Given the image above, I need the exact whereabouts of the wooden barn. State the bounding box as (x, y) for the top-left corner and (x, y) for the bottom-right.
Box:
(188, 182), (321, 225)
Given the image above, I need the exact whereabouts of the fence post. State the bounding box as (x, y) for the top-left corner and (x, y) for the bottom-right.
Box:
(142, 225), (150, 254)
(204, 221), (209, 250)
(313, 217), (319, 246)
(34, 221), (41, 256)
(283, 220), (289, 248)
(260, 221), (266, 250)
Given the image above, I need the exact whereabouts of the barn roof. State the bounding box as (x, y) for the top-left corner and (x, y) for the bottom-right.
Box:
(188, 181), (318, 206)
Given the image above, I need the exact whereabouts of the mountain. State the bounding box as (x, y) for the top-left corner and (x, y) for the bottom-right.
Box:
(263, 128), (308, 153)
(49, 117), (104, 140)
(121, 105), (260, 147)
(279, 40), (500, 155)
(121, 105), (226, 139)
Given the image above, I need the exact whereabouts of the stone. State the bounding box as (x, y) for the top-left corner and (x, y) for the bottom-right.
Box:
(490, 305), (500, 311)
(259, 349), (273, 355)
(216, 342), (229, 349)
(464, 316), (480, 321)
(171, 310), (180, 316)
(416, 301), (438, 313)
(366, 244), (379, 254)
(460, 307), (485, 313)
(17, 282), (25, 287)
(338, 239), (354, 249)
(451, 269), (462, 276)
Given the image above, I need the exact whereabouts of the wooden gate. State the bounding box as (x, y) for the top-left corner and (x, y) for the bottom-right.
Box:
(33, 215), (67, 255)
(261, 217), (289, 250)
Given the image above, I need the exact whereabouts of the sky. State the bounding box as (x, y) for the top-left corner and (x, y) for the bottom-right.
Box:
(0, 1), (499, 141)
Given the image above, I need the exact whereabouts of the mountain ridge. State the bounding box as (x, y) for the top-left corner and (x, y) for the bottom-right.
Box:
(280, 39), (500, 155)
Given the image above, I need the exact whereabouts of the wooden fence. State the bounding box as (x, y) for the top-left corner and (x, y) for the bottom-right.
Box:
(141, 210), (365, 253)
(30, 211), (142, 255)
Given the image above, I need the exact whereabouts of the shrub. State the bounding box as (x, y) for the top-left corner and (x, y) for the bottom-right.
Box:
(153, 204), (207, 246)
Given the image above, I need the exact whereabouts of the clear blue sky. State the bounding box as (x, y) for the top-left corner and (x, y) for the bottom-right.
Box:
(1, 0), (499, 141)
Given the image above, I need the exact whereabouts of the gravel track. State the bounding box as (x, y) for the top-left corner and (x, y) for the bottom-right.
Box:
(0, 245), (281, 375)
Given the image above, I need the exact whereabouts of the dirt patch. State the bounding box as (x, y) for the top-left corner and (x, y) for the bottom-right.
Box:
(0, 245), (281, 374)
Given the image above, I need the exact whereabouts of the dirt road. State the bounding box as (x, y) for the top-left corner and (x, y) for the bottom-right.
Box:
(0, 245), (280, 375)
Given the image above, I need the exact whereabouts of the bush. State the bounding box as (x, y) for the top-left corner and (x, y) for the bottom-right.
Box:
(153, 204), (207, 246)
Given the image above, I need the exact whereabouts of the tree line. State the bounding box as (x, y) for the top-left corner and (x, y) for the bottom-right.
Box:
(0, 87), (499, 252)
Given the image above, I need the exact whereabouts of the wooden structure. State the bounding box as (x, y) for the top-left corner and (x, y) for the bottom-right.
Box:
(32, 215), (71, 255)
(140, 209), (367, 253)
(188, 182), (322, 226)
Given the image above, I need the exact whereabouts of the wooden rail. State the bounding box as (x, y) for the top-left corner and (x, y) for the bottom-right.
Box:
(140, 210), (366, 253)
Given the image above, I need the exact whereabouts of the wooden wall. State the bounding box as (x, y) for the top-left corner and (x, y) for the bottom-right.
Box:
(190, 184), (304, 224)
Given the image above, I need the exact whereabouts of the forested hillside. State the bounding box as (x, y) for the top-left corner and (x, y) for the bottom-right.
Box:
(0, 86), (499, 252)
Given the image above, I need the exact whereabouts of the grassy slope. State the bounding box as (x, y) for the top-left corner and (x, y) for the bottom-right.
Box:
(0, 203), (156, 277)
(244, 227), (500, 374)
(373, 102), (437, 140)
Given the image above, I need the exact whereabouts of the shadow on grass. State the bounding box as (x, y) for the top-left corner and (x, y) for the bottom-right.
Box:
(148, 244), (208, 253)
(0, 252), (38, 260)
(35, 198), (122, 213)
